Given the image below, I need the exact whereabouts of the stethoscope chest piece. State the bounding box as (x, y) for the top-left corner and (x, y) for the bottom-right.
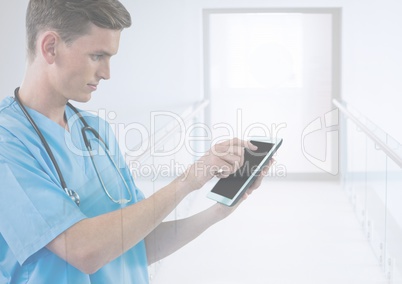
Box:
(64, 188), (80, 207)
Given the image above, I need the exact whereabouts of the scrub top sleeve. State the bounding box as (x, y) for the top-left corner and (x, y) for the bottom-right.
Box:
(0, 142), (87, 265)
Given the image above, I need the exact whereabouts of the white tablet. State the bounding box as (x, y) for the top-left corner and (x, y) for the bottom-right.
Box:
(207, 138), (282, 206)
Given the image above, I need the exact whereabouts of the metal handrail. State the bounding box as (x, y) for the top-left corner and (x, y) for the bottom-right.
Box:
(132, 99), (210, 163)
(333, 99), (402, 168)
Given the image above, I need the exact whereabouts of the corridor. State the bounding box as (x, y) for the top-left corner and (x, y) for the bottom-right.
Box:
(150, 180), (389, 284)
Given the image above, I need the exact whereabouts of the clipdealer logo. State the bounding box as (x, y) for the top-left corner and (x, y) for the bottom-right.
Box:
(64, 108), (288, 178)
(301, 108), (339, 175)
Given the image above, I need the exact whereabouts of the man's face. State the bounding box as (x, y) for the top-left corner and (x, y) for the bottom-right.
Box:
(50, 24), (121, 103)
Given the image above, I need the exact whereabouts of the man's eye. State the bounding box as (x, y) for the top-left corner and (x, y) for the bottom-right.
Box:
(91, 54), (103, 61)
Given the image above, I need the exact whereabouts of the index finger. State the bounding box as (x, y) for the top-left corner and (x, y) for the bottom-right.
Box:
(220, 138), (258, 151)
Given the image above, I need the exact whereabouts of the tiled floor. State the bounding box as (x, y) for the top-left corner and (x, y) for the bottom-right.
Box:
(148, 180), (388, 284)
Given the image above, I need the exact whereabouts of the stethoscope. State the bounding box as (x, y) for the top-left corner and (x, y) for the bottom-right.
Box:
(14, 87), (132, 207)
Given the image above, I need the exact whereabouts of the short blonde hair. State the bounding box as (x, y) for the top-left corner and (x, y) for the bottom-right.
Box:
(26, 0), (131, 60)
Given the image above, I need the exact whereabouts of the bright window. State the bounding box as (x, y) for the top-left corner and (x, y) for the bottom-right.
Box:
(205, 9), (341, 176)
(210, 13), (303, 89)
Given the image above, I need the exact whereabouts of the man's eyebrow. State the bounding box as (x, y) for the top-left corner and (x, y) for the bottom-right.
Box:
(92, 50), (115, 57)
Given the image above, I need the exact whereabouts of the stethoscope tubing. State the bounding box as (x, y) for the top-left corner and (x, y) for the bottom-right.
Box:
(13, 87), (132, 207)
(14, 88), (70, 193)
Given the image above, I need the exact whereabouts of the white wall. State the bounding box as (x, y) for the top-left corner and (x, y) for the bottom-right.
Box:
(0, 1), (27, 97)
(1, 0), (402, 143)
(341, 1), (402, 143)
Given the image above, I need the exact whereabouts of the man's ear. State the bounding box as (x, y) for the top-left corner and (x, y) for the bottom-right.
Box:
(40, 32), (59, 64)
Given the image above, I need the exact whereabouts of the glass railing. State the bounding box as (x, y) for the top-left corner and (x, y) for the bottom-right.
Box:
(334, 99), (402, 282)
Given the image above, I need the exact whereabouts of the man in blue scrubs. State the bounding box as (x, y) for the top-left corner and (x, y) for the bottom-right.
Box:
(0, 0), (270, 283)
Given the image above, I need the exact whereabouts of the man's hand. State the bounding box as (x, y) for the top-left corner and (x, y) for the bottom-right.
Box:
(212, 158), (275, 219)
(183, 138), (257, 190)
(243, 159), (275, 198)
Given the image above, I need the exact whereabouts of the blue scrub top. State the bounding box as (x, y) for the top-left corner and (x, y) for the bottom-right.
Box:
(0, 97), (149, 283)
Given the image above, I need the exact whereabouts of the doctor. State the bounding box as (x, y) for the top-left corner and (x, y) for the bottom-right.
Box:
(0, 0), (270, 283)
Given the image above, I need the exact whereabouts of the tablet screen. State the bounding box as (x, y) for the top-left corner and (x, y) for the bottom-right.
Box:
(210, 141), (274, 199)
